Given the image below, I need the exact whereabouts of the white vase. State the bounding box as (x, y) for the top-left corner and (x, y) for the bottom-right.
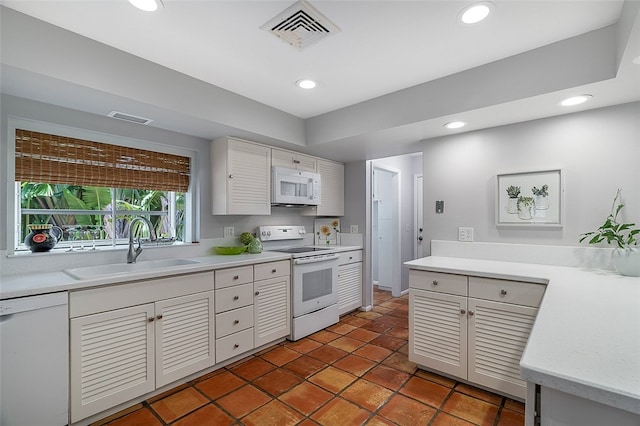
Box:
(507, 198), (518, 214)
(612, 247), (640, 277)
(535, 195), (549, 210)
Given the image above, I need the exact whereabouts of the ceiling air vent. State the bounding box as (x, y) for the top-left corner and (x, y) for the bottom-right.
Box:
(261, 0), (340, 50)
(107, 110), (153, 125)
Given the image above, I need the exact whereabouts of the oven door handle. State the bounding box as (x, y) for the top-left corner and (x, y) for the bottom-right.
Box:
(293, 254), (340, 265)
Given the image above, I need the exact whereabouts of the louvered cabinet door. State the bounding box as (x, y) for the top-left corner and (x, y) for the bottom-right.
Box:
(410, 289), (468, 379)
(254, 276), (291, 347)
(70, 304), (155, 423)
(155, 291), (215, 388)
(467, 298), (537, 399)
(338, 262), (362, 315)
(227, 139), (271, 215)
(316, 159), (344, 216)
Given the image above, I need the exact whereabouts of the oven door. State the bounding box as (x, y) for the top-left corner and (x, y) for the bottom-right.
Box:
(292, 254), (339, 317)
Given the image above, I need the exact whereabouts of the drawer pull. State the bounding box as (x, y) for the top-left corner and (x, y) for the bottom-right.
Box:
(468, 310), (475, 316)
(234, 320), (239, 325)
(255, 291), (260, 296)
(233, 275), (239, 280)
(234, 344), (239, 349)
(229, 174), (234, 179)
(156, 314), (163, 320)
(233, 295), (239, 300)
(272, 269), (277, 273)
(293, 159), (300, 164)
(432, 280), (438, 286)
(349, 256), (353, 260)
(460, 309), (466, 315)
(148, 317), (155, 322)
(500, 289), (508, 296)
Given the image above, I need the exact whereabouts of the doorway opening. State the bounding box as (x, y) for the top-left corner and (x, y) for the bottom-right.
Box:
(372, 164), (401, 297)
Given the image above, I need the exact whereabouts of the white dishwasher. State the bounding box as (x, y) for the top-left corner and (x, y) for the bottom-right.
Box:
(0, 292), (69, 426)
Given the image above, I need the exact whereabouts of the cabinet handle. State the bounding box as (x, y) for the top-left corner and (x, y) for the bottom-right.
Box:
(234, 320), (239, 325)
(349, 256), (353, 260)
(272, 269), (277, 273)
(255, 291), (260, 296)
(432, 280), (438, 286)
(500, 289), (508, 296)
(156, 314), (163, 320)
(234, 344), (239, 349)
(229, 174), (234, 179)
(233, 295), (239, 300)
(468, 310), (475, 316)
(233, 275), (239, 280)
(293, 159), (300, 164)
(460, 309), (466, 315)
(148, 317), (155, 322)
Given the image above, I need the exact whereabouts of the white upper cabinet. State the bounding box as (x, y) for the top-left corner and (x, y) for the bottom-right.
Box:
(211, 137), (271, 215)
(271, 148), (317, 172)
(302, 159), (344, 216)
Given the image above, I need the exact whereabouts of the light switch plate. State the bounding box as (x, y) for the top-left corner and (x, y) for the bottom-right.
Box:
(350, 225), (358, 233)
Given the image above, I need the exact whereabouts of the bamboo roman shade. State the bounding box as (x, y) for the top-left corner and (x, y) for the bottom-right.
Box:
(15, 129), (190, 192)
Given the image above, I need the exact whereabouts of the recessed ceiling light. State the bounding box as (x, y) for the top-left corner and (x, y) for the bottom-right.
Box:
(459, 2), (494, 24)
(296, 79), (317, 89)
(633, 55), (640, 65)
(128, 0), (163, 12)
(444, 121), (466, 129)
(560, 95), (593, 107)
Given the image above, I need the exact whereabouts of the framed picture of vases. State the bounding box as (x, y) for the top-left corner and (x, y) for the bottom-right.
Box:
(496, 169), (563, 227)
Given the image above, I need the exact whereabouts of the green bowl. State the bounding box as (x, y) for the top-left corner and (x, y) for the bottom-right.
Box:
(213, 246), (247, 255)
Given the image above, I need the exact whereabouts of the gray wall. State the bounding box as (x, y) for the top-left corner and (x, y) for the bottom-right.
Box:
(422, 102), (640, 254)
(0, 94), (314, 251)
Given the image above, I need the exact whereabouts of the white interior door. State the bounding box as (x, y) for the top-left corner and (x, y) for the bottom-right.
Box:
(414, 174), (424, 259)
(372, 165), (401, 297)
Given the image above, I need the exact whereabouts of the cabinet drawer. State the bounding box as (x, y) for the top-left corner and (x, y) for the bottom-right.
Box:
(254, 260), (290, 281)
(216, 328), (254, 362)
(215, 283), (253, 313)
(469, 277), (546, 307)
(215, 266), (253, 289)
(409, 270), (468, 296)
(216, 305), (254, 338)
(339, 250), (362, 265)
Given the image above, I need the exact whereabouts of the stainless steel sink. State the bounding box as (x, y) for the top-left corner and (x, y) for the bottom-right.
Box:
(63, 258), (200, 280)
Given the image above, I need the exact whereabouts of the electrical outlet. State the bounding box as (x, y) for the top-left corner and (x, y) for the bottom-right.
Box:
(224, 227), (234, 237)
(350, 225), (358, 233)
(458, 227), (474, 242)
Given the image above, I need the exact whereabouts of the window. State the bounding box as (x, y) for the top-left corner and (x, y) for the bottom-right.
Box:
(13, 127), (193, 251)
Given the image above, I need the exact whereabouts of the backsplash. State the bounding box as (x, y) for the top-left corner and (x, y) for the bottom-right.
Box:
(431, 240), (615, 271)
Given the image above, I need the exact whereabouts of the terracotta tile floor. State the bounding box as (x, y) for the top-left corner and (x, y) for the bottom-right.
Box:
(95, 288), (525, 426)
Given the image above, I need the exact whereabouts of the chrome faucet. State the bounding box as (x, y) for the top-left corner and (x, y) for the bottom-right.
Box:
(127, 216), (157, 263)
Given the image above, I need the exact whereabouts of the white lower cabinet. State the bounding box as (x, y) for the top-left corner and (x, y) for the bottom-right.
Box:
(215, 260), (291, 362)
(69, 272), (215, 423)
(409, 270), (545, 400)
(337, 250), (363, 315)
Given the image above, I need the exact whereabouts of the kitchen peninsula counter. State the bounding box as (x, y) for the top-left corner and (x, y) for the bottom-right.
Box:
(404, 256), (640, 417)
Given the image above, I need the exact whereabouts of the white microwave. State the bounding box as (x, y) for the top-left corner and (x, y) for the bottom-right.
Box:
(272, 167), (321, 206)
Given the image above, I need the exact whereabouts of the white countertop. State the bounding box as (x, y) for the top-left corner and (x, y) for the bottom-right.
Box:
(405, 256), (640, 415)
(0, 245), (361, 300)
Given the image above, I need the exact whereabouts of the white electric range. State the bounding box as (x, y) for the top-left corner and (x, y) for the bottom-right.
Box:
(259, 225), (340, 340)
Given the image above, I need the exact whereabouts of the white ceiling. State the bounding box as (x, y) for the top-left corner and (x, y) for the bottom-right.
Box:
(1, 1), (639, 161)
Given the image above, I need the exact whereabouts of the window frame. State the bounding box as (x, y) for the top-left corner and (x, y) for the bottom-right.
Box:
(6, 117), (199, 255)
